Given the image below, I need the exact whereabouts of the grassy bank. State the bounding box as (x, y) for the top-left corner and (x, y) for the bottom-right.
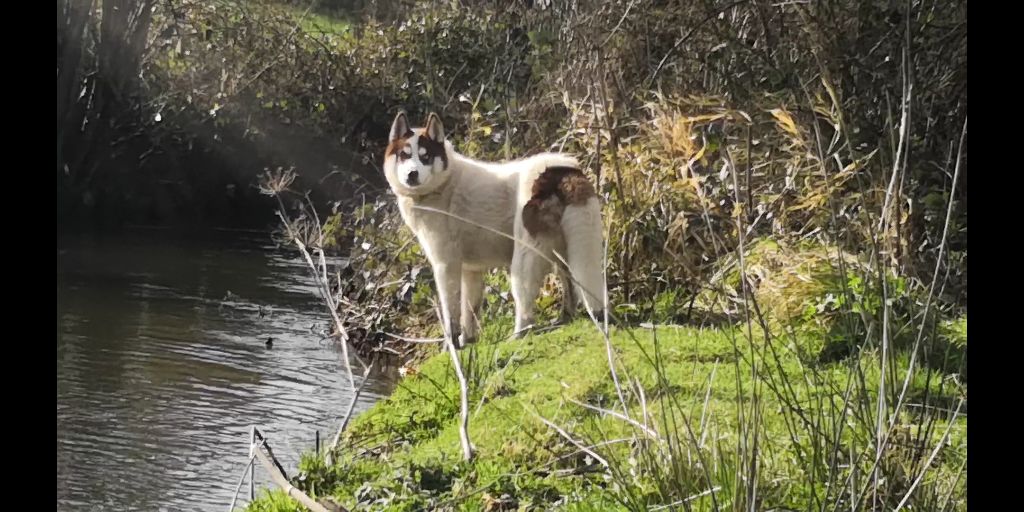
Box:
(200, 2), (968, 509)
(246, 314), (966, 511)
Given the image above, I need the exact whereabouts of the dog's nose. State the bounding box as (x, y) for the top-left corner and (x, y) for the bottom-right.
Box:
(407, 170), (420, 185)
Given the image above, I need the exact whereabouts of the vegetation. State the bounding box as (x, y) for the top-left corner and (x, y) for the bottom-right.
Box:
(58, 0), (967, 510)
(249, 318), (965, 511)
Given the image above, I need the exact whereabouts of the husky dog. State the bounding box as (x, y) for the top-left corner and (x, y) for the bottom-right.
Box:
(382, 111), (604, 347)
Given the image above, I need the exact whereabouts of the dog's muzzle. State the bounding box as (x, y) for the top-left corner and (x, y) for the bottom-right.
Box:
(406, 170), (420, 186)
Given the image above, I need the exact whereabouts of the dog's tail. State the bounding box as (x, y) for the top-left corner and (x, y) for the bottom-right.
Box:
(521, 164), (605, 313)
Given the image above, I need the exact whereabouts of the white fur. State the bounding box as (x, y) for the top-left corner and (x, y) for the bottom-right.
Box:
(383, 112), (605, 346)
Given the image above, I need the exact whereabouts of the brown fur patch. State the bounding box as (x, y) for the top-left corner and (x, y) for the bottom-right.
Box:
(385, 129), (414, 158)
(522, 195), (565, 237)
(416, 131), (449, 168)
(385, 128), (448, 169)
(522, 166), (596, 236)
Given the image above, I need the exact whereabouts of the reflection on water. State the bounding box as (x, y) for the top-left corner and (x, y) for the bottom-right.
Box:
(57, 229), (395, 511)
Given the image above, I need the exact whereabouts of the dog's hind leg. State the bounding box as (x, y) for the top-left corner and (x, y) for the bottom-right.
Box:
(556, 262), (576, 324)
(511, 242), (552, 338)
(561, 197), (605, 318)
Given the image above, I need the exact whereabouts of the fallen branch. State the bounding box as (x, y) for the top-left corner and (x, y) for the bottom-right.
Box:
(253, 443), (337, 512)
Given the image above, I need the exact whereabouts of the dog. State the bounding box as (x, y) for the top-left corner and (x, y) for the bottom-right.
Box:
(382, 111), (604, 347)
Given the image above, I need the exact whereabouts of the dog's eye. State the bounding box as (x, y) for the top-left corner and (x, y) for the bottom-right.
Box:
(399, 150), (411, 159)
(420, 155), (432, 165)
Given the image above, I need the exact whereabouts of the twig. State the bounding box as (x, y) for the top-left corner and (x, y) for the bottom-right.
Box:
(599, 0), (638, 48)
(326, 360), (378, 464)
(649, 487), (723, 510)
(227, 441), (259, 512)
(434, 301), (474, 461)
(567, 398), (661, 441)
(889, 115), (966, 426)
(535, 413), (608, 467)
(893, 400), (963, 511)
(253, 440), (336, 512)
(646, 0), (753, 88)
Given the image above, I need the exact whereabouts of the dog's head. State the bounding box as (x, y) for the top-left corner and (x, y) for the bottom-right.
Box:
(383, 111), (451, 197)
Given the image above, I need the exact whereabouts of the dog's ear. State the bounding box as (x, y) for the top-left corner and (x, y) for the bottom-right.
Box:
(424, 112), (445, 141)
(389, 111), (411, 142)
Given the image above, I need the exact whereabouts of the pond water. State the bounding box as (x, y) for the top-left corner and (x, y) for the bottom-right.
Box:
(57, 229), (395, 511)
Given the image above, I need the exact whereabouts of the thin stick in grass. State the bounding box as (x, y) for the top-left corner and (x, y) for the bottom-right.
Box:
(326, 359), (377, 464)
(432, 299), (474, 461)
(698, 360), (719, 448)
(649, 486), (723, 511)
(534, 412), (609, 468)
(893, 399), (963, 511)
(889, 115), (966, 427)
(567, 398), (661, 441)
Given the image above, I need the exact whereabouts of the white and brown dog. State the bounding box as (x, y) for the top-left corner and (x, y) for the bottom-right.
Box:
(382, 111), (604, 347)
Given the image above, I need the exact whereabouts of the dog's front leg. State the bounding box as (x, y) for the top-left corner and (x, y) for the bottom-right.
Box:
(433, 262), (463, 348)
(461, 270), (484, 345)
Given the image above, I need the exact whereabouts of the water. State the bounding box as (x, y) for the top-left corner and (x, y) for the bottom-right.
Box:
(57, 229), (396, 511)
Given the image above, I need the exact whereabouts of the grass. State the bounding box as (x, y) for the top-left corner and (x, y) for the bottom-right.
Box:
(278, 3), (353, 37)
(299, 11), (352, 36)
(246, 313), (966, 511)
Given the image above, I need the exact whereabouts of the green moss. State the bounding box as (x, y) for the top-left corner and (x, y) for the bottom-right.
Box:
(248, 315), (966, 511)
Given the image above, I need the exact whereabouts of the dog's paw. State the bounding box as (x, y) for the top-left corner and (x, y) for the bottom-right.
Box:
(512, 324), (535, 340)
(449, 334), (463, 349)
